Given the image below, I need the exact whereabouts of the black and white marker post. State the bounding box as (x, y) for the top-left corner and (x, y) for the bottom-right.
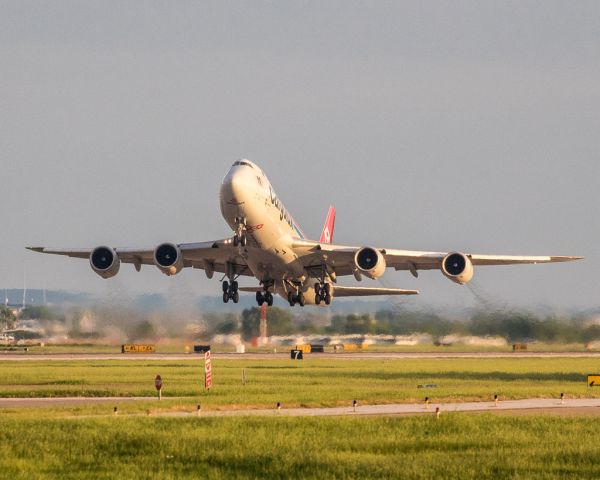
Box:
(155, 374), (163, 400)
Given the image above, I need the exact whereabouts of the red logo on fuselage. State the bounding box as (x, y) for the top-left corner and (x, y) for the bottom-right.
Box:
(246, 224), (264, 234)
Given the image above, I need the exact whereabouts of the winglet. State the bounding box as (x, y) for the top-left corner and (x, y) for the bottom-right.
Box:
(319, 206), (336, 244)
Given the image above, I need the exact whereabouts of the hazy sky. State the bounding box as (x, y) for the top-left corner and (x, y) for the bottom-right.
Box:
(2, 1), (598, 309)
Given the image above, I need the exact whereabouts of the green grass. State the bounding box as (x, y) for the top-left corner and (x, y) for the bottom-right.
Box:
(0, 415), (599, 479)
(2, 357), (600, 478)
(1, 357), (600, 413)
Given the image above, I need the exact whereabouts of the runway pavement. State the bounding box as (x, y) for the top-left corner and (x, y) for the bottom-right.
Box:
(2, 351), (600, 361)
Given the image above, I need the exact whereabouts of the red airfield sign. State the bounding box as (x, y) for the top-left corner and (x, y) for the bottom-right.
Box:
(204, 351), (212, 389)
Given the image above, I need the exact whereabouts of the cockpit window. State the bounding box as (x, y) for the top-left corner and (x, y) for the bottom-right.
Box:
(233, 160), (254, 169)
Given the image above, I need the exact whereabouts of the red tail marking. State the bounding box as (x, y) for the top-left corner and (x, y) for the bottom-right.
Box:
(319, 206), (336, 244)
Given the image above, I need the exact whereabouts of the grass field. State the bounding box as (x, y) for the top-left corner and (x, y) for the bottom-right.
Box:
(0, 414), (599, 479)
(2, 355), (600, 478)
(1, 357), (600, 415)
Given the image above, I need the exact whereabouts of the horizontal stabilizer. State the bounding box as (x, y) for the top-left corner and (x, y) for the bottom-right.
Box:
(239, 287), (262, 293)
(239, 286), (419, 297)
(333, 286), (419, 297)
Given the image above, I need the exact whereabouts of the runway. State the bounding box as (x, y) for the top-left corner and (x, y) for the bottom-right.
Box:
(2, 396), (600, 417)
(2, 352), (600, 361)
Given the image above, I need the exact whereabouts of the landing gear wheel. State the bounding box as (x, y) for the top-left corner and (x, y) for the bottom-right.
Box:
(314, 282), (330, 304)
(288, 292), (295, 307)
(256, 291), (264, 306)
(222, 281), (229, 293)
(233, 235), (239, 246)
(222, 292), (229, 303)
(231, 280), (238, 291)
(297, 292), (305, 307)
(240, 235), (247, 247)
(267, 293), (273, 306)
(232, 291), (239, 303)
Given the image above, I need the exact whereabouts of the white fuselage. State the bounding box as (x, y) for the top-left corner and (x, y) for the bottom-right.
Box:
(219, 160), (319, 303)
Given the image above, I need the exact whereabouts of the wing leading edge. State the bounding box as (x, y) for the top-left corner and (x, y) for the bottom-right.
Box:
(26, 241), (254, 278)
(294, 240), (582, 276)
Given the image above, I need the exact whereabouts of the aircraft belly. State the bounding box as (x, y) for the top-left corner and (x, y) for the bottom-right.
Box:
(245, 244), (305, 281)
(244, 250), (286, 281)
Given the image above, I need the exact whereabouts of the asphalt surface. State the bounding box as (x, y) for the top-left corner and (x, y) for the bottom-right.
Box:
(2, 352), (600, 361)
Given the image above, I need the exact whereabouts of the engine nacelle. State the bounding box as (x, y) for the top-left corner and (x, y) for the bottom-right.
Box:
(154, 242), (184, 275)
(354, 247), (387, 279)
(441, 252), (474, 285)
(90, 246), (120, 279)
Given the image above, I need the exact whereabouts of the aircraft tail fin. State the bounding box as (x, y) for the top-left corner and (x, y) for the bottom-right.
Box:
(319, 206), (336, 244)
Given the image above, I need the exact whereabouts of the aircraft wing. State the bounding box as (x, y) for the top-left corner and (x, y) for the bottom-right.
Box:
(294, 239), (582, 277)
(381, 249), (581, 271)
(27, 239), (254, 277)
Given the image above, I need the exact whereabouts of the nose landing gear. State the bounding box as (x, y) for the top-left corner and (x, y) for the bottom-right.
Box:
(232, 217), (248, 247)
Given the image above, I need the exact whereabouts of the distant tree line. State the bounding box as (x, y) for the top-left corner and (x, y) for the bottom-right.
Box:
(8, 303), (600, 344)
(334, 309), (600, 344)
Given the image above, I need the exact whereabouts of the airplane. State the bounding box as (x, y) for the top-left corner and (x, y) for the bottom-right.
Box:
(27, 159), (582, 307)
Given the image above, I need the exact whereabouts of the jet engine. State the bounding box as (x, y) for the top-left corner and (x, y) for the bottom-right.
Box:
(90, 246), (120, 279)
(154, 242), (184, 275)
(354, 247), (387, 279)
(441, 252), (474, 285)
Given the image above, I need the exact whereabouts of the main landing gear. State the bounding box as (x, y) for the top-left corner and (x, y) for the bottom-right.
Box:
(288, 290), (305, 307)
(314, 282), (331, 305)
(256, 280), (274, 306)
(256, 290), (273, 307)
(232, 216), (248, 247)
(222, 280), (239, 303)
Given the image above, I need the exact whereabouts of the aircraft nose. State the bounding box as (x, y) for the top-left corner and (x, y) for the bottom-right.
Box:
(223, 166), (254, 202)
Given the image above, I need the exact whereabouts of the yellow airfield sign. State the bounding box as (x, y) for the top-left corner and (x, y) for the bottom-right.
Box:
(587, 375), (600, 387)
(122, 344), (155, 353)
